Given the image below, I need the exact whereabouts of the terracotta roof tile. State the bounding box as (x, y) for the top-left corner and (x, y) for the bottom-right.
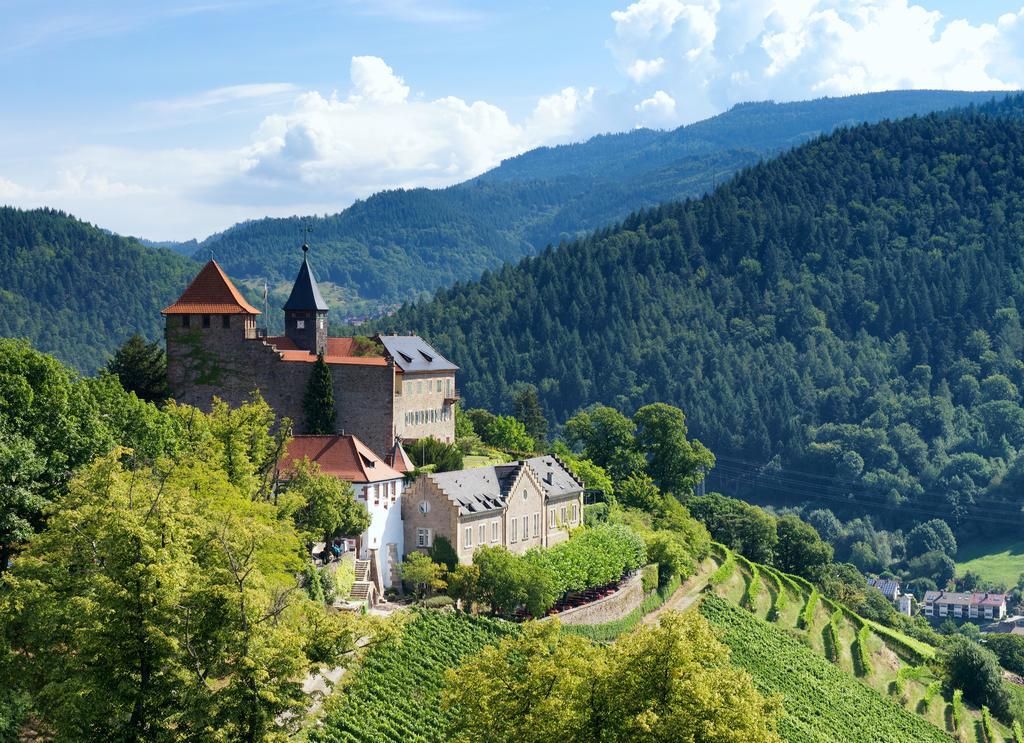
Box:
(265, 336), (388, 366)
(281, 434), (402, 483)
(162, 260), (261, 315)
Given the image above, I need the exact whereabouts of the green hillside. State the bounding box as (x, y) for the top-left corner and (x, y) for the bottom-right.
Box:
(372, 94), (1024, 539)
(201, 90), (1006, 316)
(313, 610), (516, 742)
(0, 207), (198, 372)
(699, 595), (949, 743)
(701, 545), (1017, 742)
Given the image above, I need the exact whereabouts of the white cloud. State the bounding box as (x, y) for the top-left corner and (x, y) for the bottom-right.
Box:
(348, 56), (410, 104)
(609, 0), (1022, 124)
(1, 56), (600, 239)
(634, 89), (677, 125)
(145, 83), (297, 112)
(626, 57), (666, 82)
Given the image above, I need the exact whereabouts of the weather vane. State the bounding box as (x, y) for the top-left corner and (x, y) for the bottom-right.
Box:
(301, 224), (312, 253)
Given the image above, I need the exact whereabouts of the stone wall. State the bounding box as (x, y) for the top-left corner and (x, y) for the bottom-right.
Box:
(401, 476), (457, 558)
(551, 572), (646, 626)
(393, 371), (456, 443)
(166, 315), (396, 457)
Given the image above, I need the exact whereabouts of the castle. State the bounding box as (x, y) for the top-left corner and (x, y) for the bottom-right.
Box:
(162, 245), (457, 458)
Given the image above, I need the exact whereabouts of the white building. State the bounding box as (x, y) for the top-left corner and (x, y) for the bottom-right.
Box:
(281, 434), (407, 590)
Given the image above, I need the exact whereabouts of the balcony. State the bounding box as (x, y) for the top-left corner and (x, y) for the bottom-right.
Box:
(444, 388), (461, 405)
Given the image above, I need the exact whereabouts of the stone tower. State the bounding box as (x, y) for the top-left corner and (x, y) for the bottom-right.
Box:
(283, 243), (329, 355)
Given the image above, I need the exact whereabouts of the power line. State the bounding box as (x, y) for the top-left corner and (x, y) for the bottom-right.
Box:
(711, 452), (1024, 512)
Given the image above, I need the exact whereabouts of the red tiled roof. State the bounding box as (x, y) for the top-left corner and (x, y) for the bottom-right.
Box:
(281, 434), (403, 483)
(385, 439), (415, 474)
(162, 260), (261, 315)
(264, 336), (389, 366)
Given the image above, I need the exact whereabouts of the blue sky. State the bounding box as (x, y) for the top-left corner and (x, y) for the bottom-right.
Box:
(2, 0), (1023, 240)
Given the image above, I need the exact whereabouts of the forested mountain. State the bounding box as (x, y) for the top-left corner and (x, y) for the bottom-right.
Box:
(200, 90), (1007, 314)
(371, 94), (1024, 540)
(0, 208), (197, 371)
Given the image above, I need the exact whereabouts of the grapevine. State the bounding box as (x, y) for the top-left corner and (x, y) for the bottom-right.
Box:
(699, 595), (949, 743)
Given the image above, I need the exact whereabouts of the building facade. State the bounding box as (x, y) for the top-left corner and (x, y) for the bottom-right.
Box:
(401, 456), (584, 564)
(162, 254), (456, 456)
(922, 591), (1007, 622)
(280, 434), (407, 590)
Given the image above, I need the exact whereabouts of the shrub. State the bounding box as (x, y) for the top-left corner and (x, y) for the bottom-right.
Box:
(641, 563), (659, 593)
(584, 502), (609, 525)
(922, 680), (942, 711)
(853, 625), (871, 677)
(981, 705), (995, 743)
(400, 552), (447, 598)
(951, 688), (964, 732)
(303, 561), (325, 603)
(408, 436), (464, 472)
(421, 595), (456, 609)
(739, 557), (760, 610)
(335, 559), (355, 597)
(943, 634), (1011, 720)
(429, 535), (459, 571)
(762, 566), (786, 621)
(320, 565), (338, 603)
(824, 609), (842, 663)
(709, 548), (735, 586)
(800, 588), (819, 630)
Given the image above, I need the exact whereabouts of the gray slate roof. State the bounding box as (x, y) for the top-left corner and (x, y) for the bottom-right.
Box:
(283, 255), (329, 312)
(428, 456), (582, 516)
(378, 335), (458, 373)
(867, 578), (900, 600)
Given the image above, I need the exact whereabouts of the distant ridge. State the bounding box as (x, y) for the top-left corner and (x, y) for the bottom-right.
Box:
(192, 90), (1012, 316)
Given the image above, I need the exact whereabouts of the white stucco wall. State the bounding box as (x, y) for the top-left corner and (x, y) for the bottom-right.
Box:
(356, 478), (405, 588)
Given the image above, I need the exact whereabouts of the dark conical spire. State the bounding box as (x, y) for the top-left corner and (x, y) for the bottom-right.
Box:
(283, 250), (328, 312)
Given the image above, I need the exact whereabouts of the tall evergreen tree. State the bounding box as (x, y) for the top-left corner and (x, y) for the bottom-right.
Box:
(303, 353), (336, 434)
(106, 334), (169, 403)
(512, 385), (548, 446)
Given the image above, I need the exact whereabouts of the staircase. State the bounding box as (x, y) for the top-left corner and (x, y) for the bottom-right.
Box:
(349, 559), (375, 605)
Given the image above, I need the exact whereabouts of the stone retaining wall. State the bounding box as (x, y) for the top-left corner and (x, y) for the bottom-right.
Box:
(550, 572), (646, 626)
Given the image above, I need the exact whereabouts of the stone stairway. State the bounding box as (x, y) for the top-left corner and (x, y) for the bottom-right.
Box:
(349, 559), (374, 604)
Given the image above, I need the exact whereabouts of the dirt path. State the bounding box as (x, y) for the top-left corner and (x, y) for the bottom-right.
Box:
(642, 559), (714, 625)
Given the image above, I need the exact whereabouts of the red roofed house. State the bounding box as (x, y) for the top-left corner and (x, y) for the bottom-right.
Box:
(163, 243), (457, 456)
(281, 434), (406, 592)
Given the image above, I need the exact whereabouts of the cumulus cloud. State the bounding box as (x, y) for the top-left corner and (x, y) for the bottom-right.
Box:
(626, 57), (666, 82)
(1, 56), (600, 238)
(610, 0), (1023, 123)
(634, 89), (677, 125)
(219, 56), (596, 205)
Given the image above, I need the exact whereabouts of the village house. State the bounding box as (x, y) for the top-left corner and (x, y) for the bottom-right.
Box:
(867, 577), (913, 616)
(280, 434), (409, 594)
(401, 456), (584, 563)
(923, 590), (1008, 622)
(162, 246), (457, 458)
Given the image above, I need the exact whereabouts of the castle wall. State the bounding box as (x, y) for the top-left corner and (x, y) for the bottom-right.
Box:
(166, 314), (396, 457)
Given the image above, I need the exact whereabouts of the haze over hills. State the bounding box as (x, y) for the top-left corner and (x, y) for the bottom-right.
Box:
(370, 93), (1024, 539)
(195, 90), (1010, 317)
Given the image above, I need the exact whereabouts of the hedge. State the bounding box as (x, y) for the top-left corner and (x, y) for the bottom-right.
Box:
(529, 523), (647, 597)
